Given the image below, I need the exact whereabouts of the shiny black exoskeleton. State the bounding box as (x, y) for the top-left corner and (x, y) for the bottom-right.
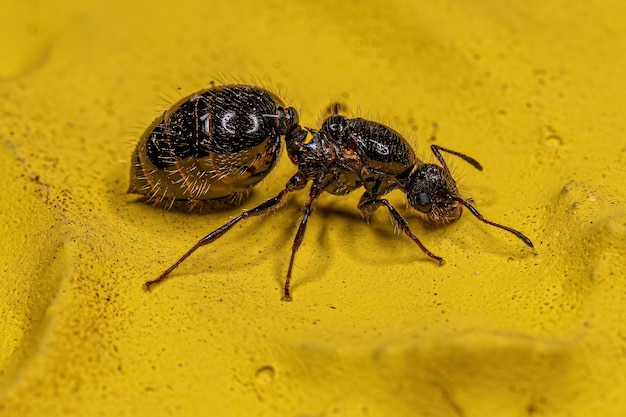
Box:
(129, 85), (299, 212)
(145, 110), (533, 301)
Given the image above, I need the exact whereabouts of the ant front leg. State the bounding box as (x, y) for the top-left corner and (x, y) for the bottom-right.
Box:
(357, 192), (444, 264)
(282, 184), (323, 302)
(145, 173), (308, 291)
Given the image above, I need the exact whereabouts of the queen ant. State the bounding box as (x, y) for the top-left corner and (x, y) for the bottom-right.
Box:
(134, 89), (534, 301)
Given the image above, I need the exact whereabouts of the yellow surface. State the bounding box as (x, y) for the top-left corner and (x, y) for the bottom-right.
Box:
(1, 0), (626, 416)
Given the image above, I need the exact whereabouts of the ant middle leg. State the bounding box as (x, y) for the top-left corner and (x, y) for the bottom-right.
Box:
(282, 184), (323, 301)
(358, 193), (444, 264)
(144, 173), (308, 291)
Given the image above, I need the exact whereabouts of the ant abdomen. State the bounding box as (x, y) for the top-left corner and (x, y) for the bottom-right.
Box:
(129, 84), (300, 212)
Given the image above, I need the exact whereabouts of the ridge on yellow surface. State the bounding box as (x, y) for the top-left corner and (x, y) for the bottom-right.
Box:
(1, 0), (626, 416)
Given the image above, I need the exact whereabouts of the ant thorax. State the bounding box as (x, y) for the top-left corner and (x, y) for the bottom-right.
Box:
(288, 115), (419, 197)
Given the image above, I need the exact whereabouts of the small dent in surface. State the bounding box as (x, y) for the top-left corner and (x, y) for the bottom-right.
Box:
(255, 365), (275, 385)
(542, 125), (563, 148)
(559, 181), (600, 212)
(544, 135), (563, 148)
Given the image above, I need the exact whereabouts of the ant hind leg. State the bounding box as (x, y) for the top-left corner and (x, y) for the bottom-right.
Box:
(145, 173), (308, 291)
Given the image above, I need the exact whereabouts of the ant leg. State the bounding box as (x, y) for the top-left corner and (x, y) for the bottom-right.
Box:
(144, 173), (308, 291)
(358, 195), (444, 264)
(357, 191), (381, 223)
(282, 185), (323, 302)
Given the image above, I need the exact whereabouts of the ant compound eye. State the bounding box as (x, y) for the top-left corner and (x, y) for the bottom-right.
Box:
(414, 192), (433, 213)
(407, 189), (433, 213)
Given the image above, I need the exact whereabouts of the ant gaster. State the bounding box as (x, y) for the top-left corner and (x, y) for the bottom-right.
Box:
(129, 85), (299, 212)
(144, 105), (534, 301)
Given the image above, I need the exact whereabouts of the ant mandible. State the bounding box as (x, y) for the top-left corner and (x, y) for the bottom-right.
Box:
(143, 104), (533, 301)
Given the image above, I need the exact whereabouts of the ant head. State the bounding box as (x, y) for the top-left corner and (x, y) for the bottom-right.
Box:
(405, 163), (462, 224)
(406, 145), (534, 248)
(275, 106), (300, 136)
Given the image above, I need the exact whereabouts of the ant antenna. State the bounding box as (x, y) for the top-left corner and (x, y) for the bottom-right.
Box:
(453, 197), (534, 248)
(431, 145), (483, 173)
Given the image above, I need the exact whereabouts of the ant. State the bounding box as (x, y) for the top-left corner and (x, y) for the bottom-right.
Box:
(141, 99), (534, 301)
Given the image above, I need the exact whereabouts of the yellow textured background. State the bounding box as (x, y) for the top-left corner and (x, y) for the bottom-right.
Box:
(1, 0), (626, 416)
